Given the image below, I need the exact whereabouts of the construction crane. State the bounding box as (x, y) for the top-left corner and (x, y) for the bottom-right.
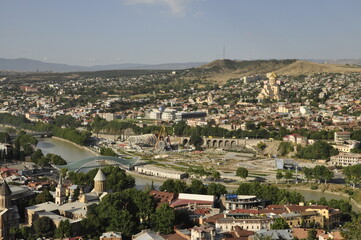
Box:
(155, 125), (171, 152)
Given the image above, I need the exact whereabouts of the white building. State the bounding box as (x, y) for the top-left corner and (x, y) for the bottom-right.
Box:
(330, 153), (361, 166)
(161, 109), (177, 121)
(216, 216), (272, 233)
(300, 106), (312, 115)
(220, 194), (263, 211)
(134, 165), (188, 179)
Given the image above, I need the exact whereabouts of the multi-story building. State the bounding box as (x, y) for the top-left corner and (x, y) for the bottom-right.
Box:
(334, 131), (351, 143)
(191, 224), (216, 240)
(216, 216), (272, 232)
(333, 141), (359, 153)
(220, 194), (264, 211)
(330, 153), (361, 166)
(175, 111), (207, 121)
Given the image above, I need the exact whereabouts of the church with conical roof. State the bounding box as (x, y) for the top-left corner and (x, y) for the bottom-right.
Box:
(26, 168), (110, 229)
(0, 180), (20, 240)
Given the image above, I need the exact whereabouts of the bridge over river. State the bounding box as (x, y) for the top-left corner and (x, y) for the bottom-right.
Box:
(55, 155), (139, 172)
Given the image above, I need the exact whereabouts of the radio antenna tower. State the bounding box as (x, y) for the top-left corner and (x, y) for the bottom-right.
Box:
(222, 45), (225, 59)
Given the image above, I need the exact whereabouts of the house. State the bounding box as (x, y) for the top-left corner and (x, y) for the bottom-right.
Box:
(283, 134), (307, 145)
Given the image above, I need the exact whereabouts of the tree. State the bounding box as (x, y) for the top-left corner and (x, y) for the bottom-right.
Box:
(236, 182), (304, 205)
(257, 142), (267, 151)
(246, 121), (257, 130)
(313, 165), (333, 183)
(33, 216), (55, 238)
(270, 218), (290, 230)
(189, 179), (207, 194)
(189, 133), (203, 150)
(296, 141), (338, 160)
(307, 229), (317, 240)
(103, 166), (135, 192)
(211, 171), (221, 181)
(46, 153), (67, 165)
(343, 164), (361, 188)
(151, 203), (175, 234)
(173, 121), (189, 136)
(236, 167), (248, 180)
(96, 190), (155, 237)
(207, 183), (227, 198)
(278, 142), (294, 156)
(341, 213), (361, 240)
(60, 168), (68, 178)
(284, 171), (293, 183)
(276, 171), (283, 184)
(55, 219), (72, 238)
(100, 147), (117, 157)
(302, 167), (314, 182)
(35, 189), (54, 204)
(31, 149), (44, 164)
(159, 179), (188, 193)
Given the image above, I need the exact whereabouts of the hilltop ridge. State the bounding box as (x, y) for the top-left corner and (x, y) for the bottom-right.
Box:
(186, 59), (361, 84)
(275, 60), (361, 75)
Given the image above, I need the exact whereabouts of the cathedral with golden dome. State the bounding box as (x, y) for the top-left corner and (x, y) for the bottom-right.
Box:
(257, 72), (281, 101)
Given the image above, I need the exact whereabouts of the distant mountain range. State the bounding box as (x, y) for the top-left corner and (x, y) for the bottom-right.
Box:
(0, 58), (207, 72)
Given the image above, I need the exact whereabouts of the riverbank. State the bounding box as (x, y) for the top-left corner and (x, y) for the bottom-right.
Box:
(277, 184), (361, 210)
(51, 136), (100, 157)
(36, 135), (361, 210)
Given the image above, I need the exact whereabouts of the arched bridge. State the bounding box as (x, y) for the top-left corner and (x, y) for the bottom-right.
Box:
(9, 132), (53, 139)
(178, 137), (262, 149)
(56, 156), (139, 172)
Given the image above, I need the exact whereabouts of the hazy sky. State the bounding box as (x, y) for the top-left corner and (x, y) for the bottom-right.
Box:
(1, 0), (361, 66)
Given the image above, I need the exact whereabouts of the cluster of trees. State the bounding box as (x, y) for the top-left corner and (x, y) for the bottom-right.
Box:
(0, 113), (90, 146)
(159, 179), (227, 197)
(351, 146), (361, 153)
(302, 165), (334, 183)
(67, 166), (135, 192)
(296, 141), (339, 160)
(341, 213), (361, 239)
(100, 147), (117, 157)
(277, 142), (294, 156)
(343, 164), (361, 188)
(11, 217), (74, 239)
(270, 218), (289, 230)
(92, 116), (138, 135)
(351, 129), (361, 141)
(314, 197), (352, 221)
(236, 167), (248, 179)
(0, 132), (10, 143)
(53, 115), (81, 128)
(31, 150), (67, 166)
(3, 132), (39, 161)
(81, 189), (175, 238)
(236, 182), (304, 205)
(276, 170), (294, 183)
(52, 127), (91, 146)
(187, 166), (220, 180)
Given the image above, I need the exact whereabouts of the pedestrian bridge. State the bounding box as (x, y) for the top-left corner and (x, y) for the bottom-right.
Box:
(55, 155), (139, 172)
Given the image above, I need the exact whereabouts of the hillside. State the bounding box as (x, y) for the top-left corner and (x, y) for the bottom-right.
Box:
(186, 59), (361, 84)
(275, 60), (361, 75)
(185, 59), (296, 84)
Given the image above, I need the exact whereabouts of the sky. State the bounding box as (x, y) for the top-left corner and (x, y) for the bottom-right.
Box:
(1, 0), (361, 66)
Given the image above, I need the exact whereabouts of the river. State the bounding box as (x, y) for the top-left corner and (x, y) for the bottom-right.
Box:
(36, 138), (360, 210)
(36, 138), (163, 189)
